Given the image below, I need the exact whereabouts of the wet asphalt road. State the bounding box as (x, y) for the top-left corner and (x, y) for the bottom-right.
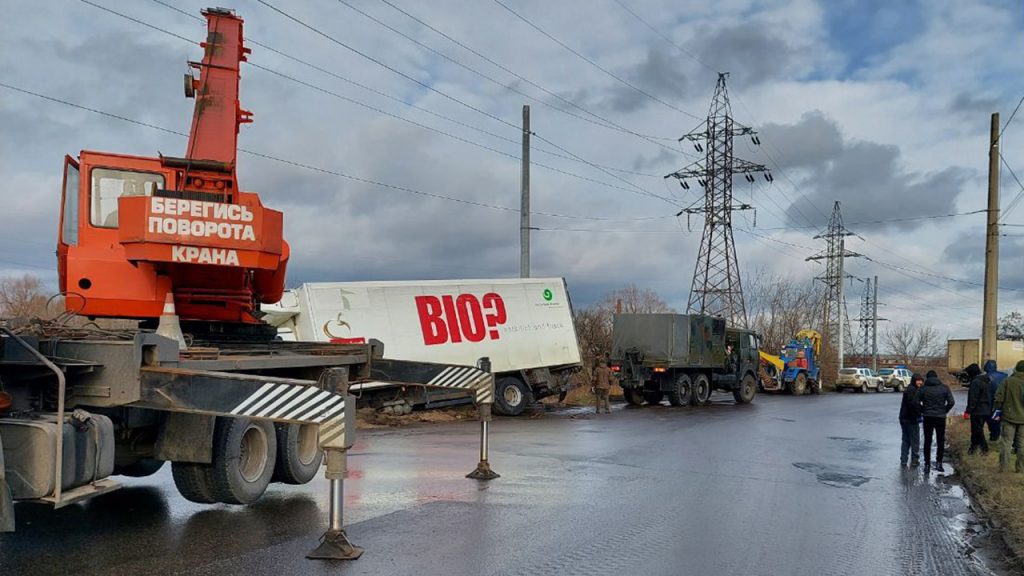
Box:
(0, 390), (1009, 576)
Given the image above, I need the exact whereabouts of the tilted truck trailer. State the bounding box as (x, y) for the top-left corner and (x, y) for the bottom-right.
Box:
(264, 278), (583, 416)
(611, 313), (759, 406)
(947, 338), (1024, 381)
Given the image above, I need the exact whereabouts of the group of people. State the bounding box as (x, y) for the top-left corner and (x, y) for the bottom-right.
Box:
(898, 359), (1024, 473)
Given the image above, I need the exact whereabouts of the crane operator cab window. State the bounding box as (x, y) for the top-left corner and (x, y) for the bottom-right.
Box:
(91, 168), (164, 228)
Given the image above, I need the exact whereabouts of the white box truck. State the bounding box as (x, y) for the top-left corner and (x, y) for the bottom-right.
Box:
(264, 278), (583, 415)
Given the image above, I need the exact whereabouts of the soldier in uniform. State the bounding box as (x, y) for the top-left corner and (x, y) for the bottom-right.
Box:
(593, 355), (616, 414)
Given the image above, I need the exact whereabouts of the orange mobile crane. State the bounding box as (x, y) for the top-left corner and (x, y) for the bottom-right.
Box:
(58, 8), (286, 329)
(0, 8), (498, 560)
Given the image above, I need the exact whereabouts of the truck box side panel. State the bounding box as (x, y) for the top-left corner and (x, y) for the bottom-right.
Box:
(612, 314), (691, 365)
(291, 279), (581, 374)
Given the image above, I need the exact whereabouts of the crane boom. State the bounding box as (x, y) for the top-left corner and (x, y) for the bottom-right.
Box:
(57, 8), (288, 329)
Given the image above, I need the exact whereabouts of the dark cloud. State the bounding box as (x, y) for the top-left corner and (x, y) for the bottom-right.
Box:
(693, 23), (798, 88)
(948, 92), (1001, 119)
(605, 46), (690, 113)
(755, 112), (973, 231)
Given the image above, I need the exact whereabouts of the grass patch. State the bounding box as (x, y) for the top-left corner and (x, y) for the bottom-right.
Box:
(948, 417), (1024, 558)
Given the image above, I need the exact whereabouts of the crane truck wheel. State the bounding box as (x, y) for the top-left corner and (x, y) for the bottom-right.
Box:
(495, 377), (532, 416)
(272, 423), (323, 485)
(667, 374), (692, 406)
(692, 374), (712, 405)
(624, 387), (645, 406)
(733, 372), (757, 404)
(790, 373), (808, 396)
(209, 417), (277, 505)
(171, 462), (217, 504)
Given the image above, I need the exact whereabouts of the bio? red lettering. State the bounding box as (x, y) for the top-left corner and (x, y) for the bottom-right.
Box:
(457, 294), (485, 342)
(415, 295), (448, 345)
(482, 293), (507, 339)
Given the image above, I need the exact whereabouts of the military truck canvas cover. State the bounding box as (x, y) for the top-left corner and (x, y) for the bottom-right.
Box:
(613, 314), (726, 367)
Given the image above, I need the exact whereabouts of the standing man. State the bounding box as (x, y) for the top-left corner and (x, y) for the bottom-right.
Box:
(965, 363), (993, 454)
(994, 360), (1024, 473)
(918, 370), (955, 471)
(899, 373), (925, 467)
(592, 354), (615, 415)
(984, 360), (1007, 442)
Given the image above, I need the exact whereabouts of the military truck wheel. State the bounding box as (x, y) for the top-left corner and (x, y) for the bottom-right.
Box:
(667, 374), (692, 406)
(790, 373), (808, 396)
(644, 391), (664, 405)
(209, 417), (277, 505)
(733, 372), (757, 404)
(171, 462), (217, 504)
(272, 423), (323, 485)
(859, 382), (867, 393)
(691, 374), (711, 405)
(624, 388), (645, 406)
(495, 377), (532, 416)
(116, 458), (166, 478)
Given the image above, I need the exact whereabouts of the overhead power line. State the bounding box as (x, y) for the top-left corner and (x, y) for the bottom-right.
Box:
(87, 0), (681, 204)
(0, 81), (675, 222)
(490, 0), (703, 121)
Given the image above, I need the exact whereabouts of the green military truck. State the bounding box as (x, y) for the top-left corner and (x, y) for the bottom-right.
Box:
(610, 314), (759, 406)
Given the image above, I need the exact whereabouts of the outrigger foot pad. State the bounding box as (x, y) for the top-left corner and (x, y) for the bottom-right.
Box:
(307, 529), (364, 560)
(466, 461), (500, 480)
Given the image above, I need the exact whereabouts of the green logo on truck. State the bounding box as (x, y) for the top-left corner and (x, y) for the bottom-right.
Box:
(543, 289), (553, 301)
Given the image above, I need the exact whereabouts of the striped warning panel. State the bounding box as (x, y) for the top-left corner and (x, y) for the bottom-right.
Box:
(228, 383), (346, 424)
(425, 366), (494, 405)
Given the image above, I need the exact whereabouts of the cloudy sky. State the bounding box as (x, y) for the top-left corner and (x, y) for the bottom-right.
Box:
(1, 0), (1022, 343)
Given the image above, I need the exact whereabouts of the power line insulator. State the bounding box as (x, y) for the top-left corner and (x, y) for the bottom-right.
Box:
(680, 180), (690, 190)
(695, 143), (703, 152)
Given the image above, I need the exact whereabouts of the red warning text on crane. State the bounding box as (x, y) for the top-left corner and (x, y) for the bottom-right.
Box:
(415, 293), (507, 345)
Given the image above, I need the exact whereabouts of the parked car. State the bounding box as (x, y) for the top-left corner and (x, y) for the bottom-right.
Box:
(836, 367), (884, 393)
(878, 367), (913, 392)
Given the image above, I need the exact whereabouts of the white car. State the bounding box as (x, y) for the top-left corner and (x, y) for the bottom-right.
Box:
(878, 368), (913, 392)
(836, 367), (884, 393)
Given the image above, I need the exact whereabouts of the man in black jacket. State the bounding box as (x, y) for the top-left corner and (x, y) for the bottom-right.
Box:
(918, 370), (956, 471)
(965, 363), (993, 454)
(899, 373), (925, 467)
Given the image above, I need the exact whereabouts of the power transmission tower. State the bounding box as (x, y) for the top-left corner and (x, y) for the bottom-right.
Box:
(807, 201), (861, 370)
(857, 277), (873, 356)
(855, 276), (887, 370)
(665, 73), (770, 328)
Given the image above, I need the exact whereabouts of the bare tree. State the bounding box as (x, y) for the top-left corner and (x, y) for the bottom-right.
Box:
(999, 311), (1024, 341)
(883, 323), (944, 366)
(0, 275), (51, 319)
(745, 268), (822, 353)
(599, 283), (675, 315)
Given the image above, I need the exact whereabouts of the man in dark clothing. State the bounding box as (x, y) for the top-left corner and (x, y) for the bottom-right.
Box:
(965, 363), (993, 454)
(899, 373), (925, 467)
(984, 360), (1007, 441)
(918, 370), (956, 471)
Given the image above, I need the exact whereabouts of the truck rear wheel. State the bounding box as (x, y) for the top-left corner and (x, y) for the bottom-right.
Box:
(691, 374), (711, 405)
(624, 388), (645, 406)
(494, 377), (532, 416)
(790, 372), (808, 396)
(272, 423), (323, 485)
(209, 417), (277, 505)
(644, 391), (664, 405)
(171, 462), (217, 504)
(733, 373), (757, 404)
(667, 374), (692, 406)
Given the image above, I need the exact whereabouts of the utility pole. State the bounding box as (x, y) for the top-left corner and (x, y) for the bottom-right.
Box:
(808, 201), (861, 372)
(665, 73), (769, 328)
(983, 112), (1000, 363)
(872, 275), (880, 372)
(520, 105), (531, 278)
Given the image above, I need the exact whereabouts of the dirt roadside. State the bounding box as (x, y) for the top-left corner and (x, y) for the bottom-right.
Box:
(948, 416), (1024, 568)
